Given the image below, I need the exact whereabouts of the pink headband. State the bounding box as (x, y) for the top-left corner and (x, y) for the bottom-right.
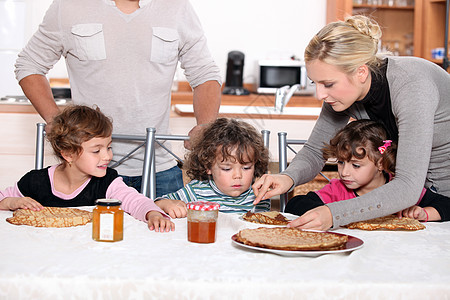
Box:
(378, 140), (392, 154)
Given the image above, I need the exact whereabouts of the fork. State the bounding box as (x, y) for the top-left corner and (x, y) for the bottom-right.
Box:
(251, 205), (256, 213)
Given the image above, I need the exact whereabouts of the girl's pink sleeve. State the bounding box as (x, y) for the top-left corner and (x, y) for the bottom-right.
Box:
(315, 179), (355, 204)
(105, 177), (169, 222)
(0, 183), (24, 201)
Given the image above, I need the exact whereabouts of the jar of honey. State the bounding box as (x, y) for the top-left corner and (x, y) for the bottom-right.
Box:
(187, 201), (220, 243)
(92, 199), (124, 242)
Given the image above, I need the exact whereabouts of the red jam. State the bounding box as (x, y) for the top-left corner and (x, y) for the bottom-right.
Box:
(188, 220), (217, 243)
(186, 201), (220, 244)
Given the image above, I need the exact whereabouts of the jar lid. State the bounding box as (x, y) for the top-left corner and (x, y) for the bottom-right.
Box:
(96, 199), (122, 206)
(187, 201), (220, 211)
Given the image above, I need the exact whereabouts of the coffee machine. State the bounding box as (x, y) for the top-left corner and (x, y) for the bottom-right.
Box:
(222, 51), (249, 95)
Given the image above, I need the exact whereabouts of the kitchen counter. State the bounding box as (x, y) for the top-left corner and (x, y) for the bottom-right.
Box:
(0, 104), (42, 114)
(1, 82), (321, 118)
(174, 104), (321, 120)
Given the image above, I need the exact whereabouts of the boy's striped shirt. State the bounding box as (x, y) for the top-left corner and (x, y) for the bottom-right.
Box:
(156, 180), (270, 213)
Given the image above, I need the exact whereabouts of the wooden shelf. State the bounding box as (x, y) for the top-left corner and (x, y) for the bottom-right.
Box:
(328, 0), (449, 66)
(420, 0), (449, 63)
(327, 0), (418, 56)
(353, 4), (414, 9)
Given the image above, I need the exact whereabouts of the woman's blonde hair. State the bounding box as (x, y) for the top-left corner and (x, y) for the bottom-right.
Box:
(305, 15), (384, 76)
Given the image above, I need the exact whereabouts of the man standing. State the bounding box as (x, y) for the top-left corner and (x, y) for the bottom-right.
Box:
(15, 0), (222, 197)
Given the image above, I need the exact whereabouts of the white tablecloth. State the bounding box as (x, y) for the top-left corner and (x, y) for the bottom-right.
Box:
(1, 208), (449, 300)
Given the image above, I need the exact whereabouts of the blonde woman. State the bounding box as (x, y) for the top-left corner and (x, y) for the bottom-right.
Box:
(253, 15), (450, 230)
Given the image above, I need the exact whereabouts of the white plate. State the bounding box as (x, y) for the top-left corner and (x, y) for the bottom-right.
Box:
(231, 232), (364, 257)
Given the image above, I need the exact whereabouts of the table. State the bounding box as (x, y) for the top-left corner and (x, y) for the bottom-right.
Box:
(1, 209), (449, 299)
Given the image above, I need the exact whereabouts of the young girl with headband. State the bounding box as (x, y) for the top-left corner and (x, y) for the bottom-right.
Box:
(285, 120), (449, 222)
(0, 105), (174, 232)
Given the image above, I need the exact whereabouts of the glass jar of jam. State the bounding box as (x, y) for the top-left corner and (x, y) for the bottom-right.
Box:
(92, 199), (124, 242)
(187, 201), (220, 243)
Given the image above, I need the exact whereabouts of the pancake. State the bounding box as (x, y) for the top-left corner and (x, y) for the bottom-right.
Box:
(6, 207), (92, 228)
(235, 227), (348, 251)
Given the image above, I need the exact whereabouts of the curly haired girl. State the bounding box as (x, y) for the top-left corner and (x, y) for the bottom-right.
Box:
(285, 119), (448, 222)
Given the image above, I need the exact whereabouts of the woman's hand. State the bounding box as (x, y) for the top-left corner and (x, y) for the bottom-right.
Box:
(287, 206), (333, 231)
(155, 199), (187, 218)
(0, 197), (44, 211)
(252, 174), (294, 205)
(146, 211), (175, 232)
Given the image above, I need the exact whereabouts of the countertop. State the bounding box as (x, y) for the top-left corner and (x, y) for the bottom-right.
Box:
(1, 81), (322, 118)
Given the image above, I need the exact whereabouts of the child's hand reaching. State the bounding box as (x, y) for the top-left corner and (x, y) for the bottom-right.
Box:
(398, 205), (428, 221)
(146, 210), (175, 232)
(397, 205), (441, 222)
(0, 197), (44, 211)
(155, 199), (187, 218)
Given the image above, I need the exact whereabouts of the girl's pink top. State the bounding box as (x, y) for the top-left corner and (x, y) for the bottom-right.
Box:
(316, 178), (426, 205)
(0, 165), (168, 222)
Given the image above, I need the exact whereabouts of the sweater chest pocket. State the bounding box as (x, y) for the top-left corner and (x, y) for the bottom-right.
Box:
(150, 27), (179, 64)
(71, 23), (106, 61)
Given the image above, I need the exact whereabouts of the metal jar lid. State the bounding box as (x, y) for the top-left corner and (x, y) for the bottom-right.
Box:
(96, 199), (122, 206)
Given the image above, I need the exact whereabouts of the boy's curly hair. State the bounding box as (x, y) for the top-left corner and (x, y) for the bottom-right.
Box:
(46, 105), (113, 161)
(322, 119), (397, 175)
(185, 118), (269, 181)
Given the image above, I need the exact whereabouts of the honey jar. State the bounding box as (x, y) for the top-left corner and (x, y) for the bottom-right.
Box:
(187, 201), (220, 243)
(92, 199), (124, 242)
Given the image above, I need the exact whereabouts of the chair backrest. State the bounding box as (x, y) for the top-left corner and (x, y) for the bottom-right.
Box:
(34, 123), (157, 198)
(35, 123), (271, 200)
(278, 132), (329, 212)
(143, 129), (271, 200)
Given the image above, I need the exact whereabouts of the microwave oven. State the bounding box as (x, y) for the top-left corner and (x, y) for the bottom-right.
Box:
(256, 60), (315, 95)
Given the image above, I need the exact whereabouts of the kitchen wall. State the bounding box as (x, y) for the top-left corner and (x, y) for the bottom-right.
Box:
(0, 0), (326, 95)
(189, 0), (327, 84)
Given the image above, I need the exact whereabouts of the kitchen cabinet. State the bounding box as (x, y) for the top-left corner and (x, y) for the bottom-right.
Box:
(0, 113), (58, 190)
(419, 0), (450, 66)
(327, 0), (419, 57)
(327, 0), (449, 67)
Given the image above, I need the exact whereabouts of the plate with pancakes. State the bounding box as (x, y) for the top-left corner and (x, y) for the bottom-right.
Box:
(232, 227), (363, 257)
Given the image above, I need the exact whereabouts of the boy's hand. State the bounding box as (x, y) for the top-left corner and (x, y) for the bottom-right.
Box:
(0, 197), (44, 211)
(155, 199), (187, 218)
(146, 211), (175, 232)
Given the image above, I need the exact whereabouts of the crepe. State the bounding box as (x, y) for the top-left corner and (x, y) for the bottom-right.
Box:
(235, 227), (348, 251)
(243, 211), (290, 225)
(344, 215), (426, 231)
(6, 207), (92, 228)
